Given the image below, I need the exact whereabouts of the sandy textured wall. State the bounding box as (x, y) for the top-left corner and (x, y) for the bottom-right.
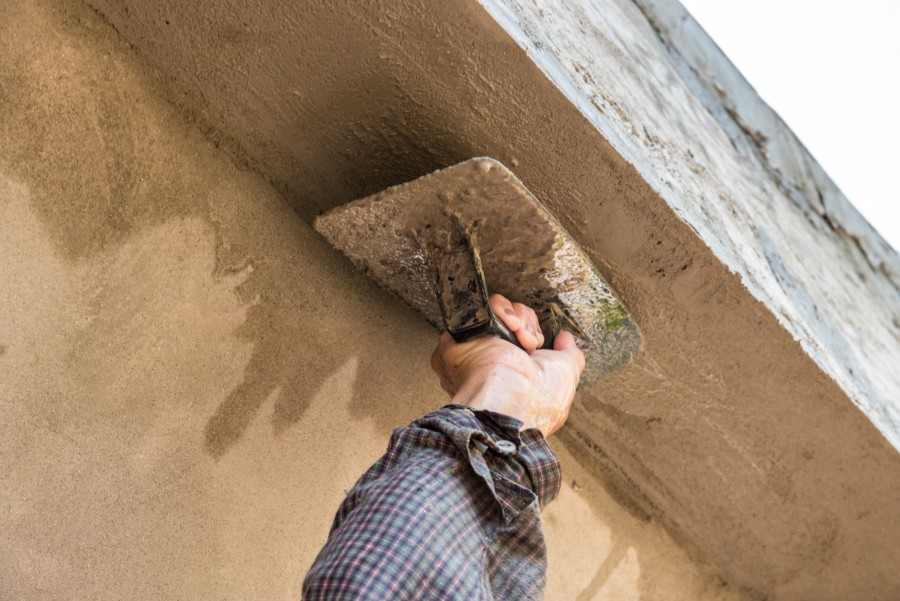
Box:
(0, 1), (742, 599)
(71, 0), (900, 599)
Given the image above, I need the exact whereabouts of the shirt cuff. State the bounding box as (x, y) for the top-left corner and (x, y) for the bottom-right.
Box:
(410, 404), (562, 513)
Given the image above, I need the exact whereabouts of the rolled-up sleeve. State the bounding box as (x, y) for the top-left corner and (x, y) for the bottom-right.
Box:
(302, 404), (562, 600)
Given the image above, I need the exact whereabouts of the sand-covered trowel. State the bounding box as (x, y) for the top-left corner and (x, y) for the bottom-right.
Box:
(314, 158), (641, 383)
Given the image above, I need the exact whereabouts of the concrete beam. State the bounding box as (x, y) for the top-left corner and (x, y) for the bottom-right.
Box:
(78, 0), (900, 598)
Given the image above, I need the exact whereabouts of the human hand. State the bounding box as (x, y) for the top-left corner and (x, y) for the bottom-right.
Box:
(430, 294), (586, 437)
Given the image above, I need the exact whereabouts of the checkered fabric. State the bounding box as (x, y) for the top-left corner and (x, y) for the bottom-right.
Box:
(302, 404), (562, 600)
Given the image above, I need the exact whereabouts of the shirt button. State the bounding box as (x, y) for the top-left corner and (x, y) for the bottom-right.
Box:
(495, 440), (517, 454)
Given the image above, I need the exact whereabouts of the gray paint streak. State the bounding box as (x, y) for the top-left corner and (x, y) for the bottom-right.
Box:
(479, 0), (900, 448)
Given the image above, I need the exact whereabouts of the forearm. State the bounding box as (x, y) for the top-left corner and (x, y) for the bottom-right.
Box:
(302, 405), (561, 600)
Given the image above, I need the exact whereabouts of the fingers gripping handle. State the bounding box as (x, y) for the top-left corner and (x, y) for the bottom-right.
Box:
(425, 217), (549, 350)
(452, 310), (523, 348)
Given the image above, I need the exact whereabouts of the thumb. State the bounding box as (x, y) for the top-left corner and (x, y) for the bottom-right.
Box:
(553, 330), (586, 374)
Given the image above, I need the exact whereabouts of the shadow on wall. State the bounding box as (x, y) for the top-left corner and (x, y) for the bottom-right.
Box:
(199, 218), (440, 458)
(0, 0), (449, 461)
(282, 77), (483, 222)
(542, 442), (739, 601)
(194, 57), (495, 456)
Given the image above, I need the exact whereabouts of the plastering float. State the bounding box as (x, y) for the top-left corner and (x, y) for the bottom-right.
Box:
(314, 157), (641, 383)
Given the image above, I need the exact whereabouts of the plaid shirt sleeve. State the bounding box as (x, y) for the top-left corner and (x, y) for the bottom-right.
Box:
(302, 404), (562, 600)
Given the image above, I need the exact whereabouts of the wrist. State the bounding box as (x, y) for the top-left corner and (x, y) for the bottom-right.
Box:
(452, 366), (550, 434)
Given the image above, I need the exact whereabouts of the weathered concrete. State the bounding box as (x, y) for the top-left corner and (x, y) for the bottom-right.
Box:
(0, 1), (743, 600)
(7, 0), (900, 600)
(485, 0), (900, 453)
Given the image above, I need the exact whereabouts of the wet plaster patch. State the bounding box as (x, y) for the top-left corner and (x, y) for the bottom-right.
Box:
(0, 1), (743, 599)
(80, 0), (900, 598)
(0, 0), (434, 457)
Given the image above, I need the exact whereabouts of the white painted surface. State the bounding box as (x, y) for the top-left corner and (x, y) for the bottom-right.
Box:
(479, 0), (900, 448)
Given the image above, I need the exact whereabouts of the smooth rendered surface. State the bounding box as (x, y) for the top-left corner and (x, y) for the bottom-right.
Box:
(6, 0), (900, 599)
(0, 2), (743, 600)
